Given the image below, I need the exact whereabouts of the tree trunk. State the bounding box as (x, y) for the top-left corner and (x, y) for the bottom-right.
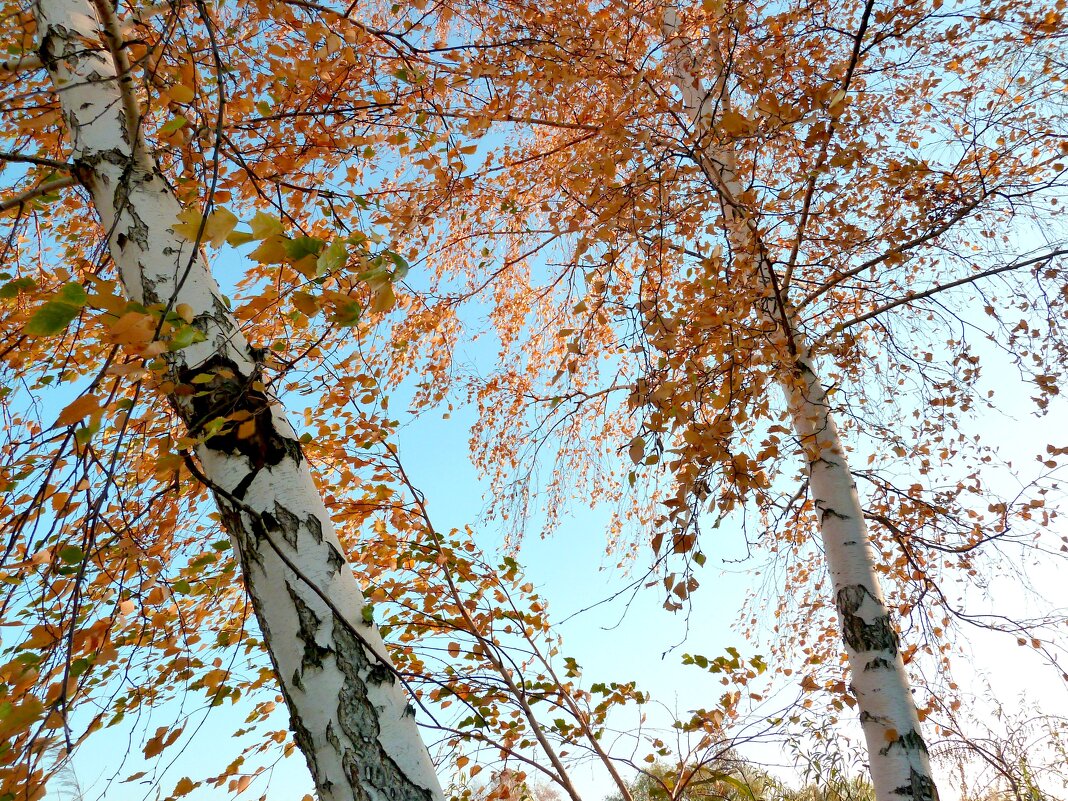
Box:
(33, 1), (445, 799)
(660, 12), (938, 801)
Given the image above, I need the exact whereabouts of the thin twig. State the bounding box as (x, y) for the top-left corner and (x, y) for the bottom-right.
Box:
(822, 248), (1068, 339)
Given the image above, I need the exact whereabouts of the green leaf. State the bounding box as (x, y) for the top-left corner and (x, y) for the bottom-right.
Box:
(329, 298), (361, 327)
(284, 236), (325, 261)
(58, 545), (84, 564)
(317, 240), (348, 275)
(160, 115), (189, 133)
(0, 277), (35, 299)
(169, 324), (206, 351)
(361, 604), (374, 625)
(385, 250), (410, 279)
(55, 282), (87, 306)
(24, 300), (81, 336)
(172, 579), (191, 595)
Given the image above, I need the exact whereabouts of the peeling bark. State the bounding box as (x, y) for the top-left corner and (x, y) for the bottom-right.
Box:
(33, 1), (444, 798)
(661, 12), (938, 801)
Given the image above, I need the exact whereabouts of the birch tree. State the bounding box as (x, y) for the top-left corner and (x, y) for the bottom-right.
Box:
(0, 0), (449, 797)
(314, 1), (1068, 798)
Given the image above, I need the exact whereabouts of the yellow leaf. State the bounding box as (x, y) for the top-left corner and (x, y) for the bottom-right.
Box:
(370, 283), (396, 314)
(291, 291), (319, 316)
(56, 394), (100, 427)
(175, 303), (195, 323)
(204, 207), (239, 248)
(719, 109), (751, 136)
(0, 695), (45, 740)
(227, 229), (254, 247)
(447, 642), (461, 658)
(248, 235), (287, 264)
(169, 84), (195, 104)
(109, 311), (157, 346)
(249, 211), (283, 239)
(172, 207), (203, 241)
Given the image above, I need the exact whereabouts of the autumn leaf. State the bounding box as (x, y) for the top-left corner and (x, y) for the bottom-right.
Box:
(719, 109), (752, 136)
(0, 695), (45, 740)
(169, 84), (195, 104)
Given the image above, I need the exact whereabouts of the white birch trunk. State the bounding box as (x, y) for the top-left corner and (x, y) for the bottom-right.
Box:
(34, 2), (445, 799)
(661, 12), (938, 801)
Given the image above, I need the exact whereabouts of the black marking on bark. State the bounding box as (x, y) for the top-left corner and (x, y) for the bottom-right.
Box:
(836, 584), (899, 655)
(286, 583), (330, 672)
(176, 354), (300, 497)
(819, 505), (850, 522)
(218, 501), (262, 568)
(288, 713), (311, 773)
(865, 657), (893, 671)
(893, 767), (939, 801)
(367, 663), (392, 686)
(332, 621), (434, 801)
(265, 503), (301, 549)
(326, 721), (340, 750)
(843, 539), (857, 546)
(292, 668), (304, 691)
(326, 542), (345, 576)
(306, 514), (324, 545)
(880, 727), (929, 757)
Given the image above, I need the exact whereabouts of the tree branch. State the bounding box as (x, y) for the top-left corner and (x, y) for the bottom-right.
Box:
(822, 247), (1068, 339)
(0, 152), (73, 171)
(89, 0), (148, 164)
(0, 176), (77, 212)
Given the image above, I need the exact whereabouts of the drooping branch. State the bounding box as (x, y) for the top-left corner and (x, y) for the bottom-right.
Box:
(821, 248), (1068, 340)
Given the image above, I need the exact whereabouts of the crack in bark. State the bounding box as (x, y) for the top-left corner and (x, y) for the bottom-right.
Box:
(836, 584), (899, 655)
(287, 582), (331, 672)
(333, 622), (434, 801)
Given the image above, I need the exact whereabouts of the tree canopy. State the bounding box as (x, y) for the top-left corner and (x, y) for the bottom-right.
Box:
(1, 0), (1067, 798)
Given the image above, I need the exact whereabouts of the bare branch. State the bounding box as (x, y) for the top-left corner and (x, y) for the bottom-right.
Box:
(822, 248), (1068, 339)
(0, 152), (73, 171)
(0, 176), (77, 212)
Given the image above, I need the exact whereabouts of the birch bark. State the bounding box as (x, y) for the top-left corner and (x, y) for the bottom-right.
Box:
(660, 11), (939, 801)
(33, 1), (445, 798)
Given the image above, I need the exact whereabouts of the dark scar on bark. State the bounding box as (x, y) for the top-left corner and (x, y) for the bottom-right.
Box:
(177, 354), (301, 498)
(836, 584), (900, 655)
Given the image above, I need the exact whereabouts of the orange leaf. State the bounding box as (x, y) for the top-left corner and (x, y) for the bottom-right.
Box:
(55, 394), (100, 427)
